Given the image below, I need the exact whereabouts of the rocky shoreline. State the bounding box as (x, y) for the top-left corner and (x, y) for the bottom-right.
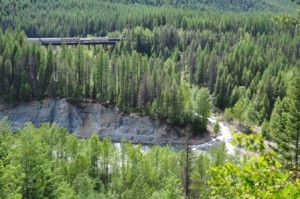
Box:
(0, 98), (211, 145)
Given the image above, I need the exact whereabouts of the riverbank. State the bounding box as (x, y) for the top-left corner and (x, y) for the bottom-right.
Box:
(0, 98), (212, 145)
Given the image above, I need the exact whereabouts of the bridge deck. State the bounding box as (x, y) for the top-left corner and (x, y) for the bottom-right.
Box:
(27, 37), (123, 46)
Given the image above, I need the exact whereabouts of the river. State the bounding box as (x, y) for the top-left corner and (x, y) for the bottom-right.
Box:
(191, 116), (235, 154)
(114, 116), (236, 154)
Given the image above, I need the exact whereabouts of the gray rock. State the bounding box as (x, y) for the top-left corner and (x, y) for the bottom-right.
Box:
(0, 98), (210, 144)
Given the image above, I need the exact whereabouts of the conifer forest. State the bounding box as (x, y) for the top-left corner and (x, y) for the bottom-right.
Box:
(0, 0), (299, 198)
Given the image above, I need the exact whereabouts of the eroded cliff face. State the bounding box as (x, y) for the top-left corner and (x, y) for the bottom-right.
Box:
(0, 99), (211, 144)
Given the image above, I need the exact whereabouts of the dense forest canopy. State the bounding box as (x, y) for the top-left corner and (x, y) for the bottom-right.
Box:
(0, 119), (299, 198)
(0, 0), (300, 198)
(0, 0), (297, 37)
(106, 0), (296, 12)
(0, 0), (299, 134)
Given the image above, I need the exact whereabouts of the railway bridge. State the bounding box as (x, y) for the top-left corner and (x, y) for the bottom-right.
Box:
(27, 37), (124, 46)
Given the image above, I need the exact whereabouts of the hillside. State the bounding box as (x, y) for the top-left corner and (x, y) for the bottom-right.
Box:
(103, 0), (295, 12)
(0, 0), (299, 134)
(0, 0), (300, 198)
(0, 0), (296, 38)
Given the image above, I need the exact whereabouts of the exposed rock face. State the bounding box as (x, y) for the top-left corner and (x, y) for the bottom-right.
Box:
(0, 99), (211, 144)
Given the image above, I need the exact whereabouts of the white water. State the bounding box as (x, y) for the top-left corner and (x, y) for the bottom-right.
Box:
(191, 116), (235, 154)
(114, 116), (235, 154)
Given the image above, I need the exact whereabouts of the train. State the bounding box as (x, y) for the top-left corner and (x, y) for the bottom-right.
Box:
(27, 37), (124, 45)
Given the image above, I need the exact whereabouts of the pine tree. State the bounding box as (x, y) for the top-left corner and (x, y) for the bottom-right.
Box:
(20, 83), (31, 102)
(268, 75), (300, 176)
(12, 124), (54, 199)
(192, 87), (210, 134)
(8, 84), (17, 103)
(182, 130), (193, 199)
(46, 46), (54, 88)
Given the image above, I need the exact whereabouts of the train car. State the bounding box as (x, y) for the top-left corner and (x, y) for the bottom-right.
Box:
(62, 37), (79, 43)
(93, 37), (108, 42)
(79, 38), (92, 43)
(27, 37), (123, 45)
(40, 38), (62, 45)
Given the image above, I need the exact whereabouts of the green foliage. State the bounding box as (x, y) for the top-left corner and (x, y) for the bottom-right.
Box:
(150, 177), (184, 199)
(0, 118), (300, 198)
(209, 159), (300, 198)
(0, 0), (299, 198)
(209, 133), (300, 198)
(20, 83), (32, 102)
(0, 161), (22, 199)
(73, 174), (95, 197)
(0, 117), (12, 160)
(273, 7), (300, 27)
(0, 119), (22, 199)
(212, 119), (220, 135)
(192, 87), (211, 133)
(267, 75), (300, 174)
(0, 120), (186, 198)
(0, 0), (299, 133)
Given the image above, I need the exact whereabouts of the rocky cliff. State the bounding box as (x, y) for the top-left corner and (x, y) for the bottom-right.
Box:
(0, 99), (211, 144)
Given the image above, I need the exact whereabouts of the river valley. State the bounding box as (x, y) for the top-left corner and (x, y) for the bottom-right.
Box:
(0, 98), (234, 152)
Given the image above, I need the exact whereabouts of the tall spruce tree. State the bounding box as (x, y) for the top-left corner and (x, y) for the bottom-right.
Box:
(268, 75), (300, 176)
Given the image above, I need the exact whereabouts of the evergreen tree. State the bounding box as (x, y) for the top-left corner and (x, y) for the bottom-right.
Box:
(11, 124), (55, 199)
(268, 75), (300, 176)
(19, 83), (31, 102)
(192, 87), (210, 134)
